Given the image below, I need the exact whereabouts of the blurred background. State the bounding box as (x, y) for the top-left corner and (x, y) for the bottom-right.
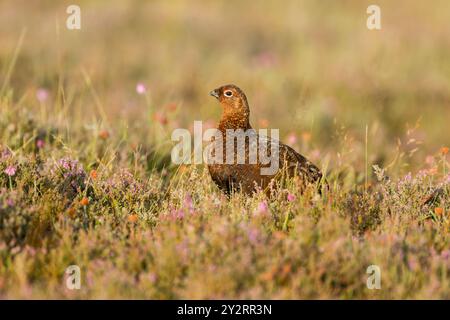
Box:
(1, 0), (449, 183)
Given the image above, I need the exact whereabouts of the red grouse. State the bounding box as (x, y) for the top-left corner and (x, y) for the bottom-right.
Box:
(207, 84), (324, 196)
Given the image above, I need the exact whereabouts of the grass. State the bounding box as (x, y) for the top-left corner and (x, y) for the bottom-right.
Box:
(0, 0), (448, 299)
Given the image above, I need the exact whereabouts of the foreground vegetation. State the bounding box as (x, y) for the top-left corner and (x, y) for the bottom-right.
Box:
(0, 1), (449, 298)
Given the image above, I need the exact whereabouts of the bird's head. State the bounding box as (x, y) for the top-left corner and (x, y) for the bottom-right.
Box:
(209, 84), (250, 115)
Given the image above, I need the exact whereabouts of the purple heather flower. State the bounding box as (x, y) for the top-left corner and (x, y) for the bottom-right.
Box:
(25, 246), (37, 257)
(176, 241), (189, 258)
(136, 83), (146, 95)
(441, 250), (449, 260)
(169, 208), (185, 220)
(184, 194), (194, 213)
(287, 133), (298, 145)
(148, 273), (157, 283)
(56, 158), (84, 178)
(287, 193), (296, 202)
(254, 200), (269, 216)
(36, 88), (49, 102)
(36, 139), (45, 149)
(176, 209), (185, 219)
(52, 158), (87, 194)
(1, 148), (11, 160)
(247, 228), (259, 244)
(4, 165), (16, 176)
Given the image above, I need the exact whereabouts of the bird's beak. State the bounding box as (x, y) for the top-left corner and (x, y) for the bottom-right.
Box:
(209, 89), (219, 99)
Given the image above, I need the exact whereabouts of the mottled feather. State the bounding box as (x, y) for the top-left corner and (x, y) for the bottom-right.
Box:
(208, 84), (324, 195)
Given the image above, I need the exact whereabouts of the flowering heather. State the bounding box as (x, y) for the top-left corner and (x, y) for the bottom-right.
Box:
(47, 157), (87, 199)
(183, 194), (194, 213)
(4, 166), (17, 177)
(286, 133), (298, 146)
(103, 168), (143, 195)
(287, 193), (296, 202)
(0, 137), (448, 299)
(1, 148), (12, 160)
(36, 88), (49, 102)
(254, 200), (269, 216)
(36, 139), (45, 149)
(136, 83), (147, 95)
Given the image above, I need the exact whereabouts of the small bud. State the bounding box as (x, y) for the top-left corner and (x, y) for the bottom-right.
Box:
(80, 197), (89, 206)
(127, 214), (138, 223)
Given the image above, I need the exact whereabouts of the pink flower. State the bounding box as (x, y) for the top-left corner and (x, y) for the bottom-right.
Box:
(36, 88), (49, 102)
(1, 148), (11, 160)
(136, 83), (147, 95)
(247, 228), (259, 244)
(184, 194), (194, 213)
(176, 209), (185, 219)
(36, 139), (45, 149)
(254, 200), (268, 215)
(169, 208), (185, 220)
(287, 133), (298, 145)
(287, 193), (296, 202)
(148, 273), (157, 283)
(4, 165), (16, 176)
(254, 51), (277, 68)
(441, 250), (449, 260)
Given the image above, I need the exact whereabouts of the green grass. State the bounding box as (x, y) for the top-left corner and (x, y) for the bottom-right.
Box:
(0, 0), (448, 299)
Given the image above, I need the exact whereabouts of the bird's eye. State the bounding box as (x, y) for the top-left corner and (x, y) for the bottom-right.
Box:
(224, 90), (233, 97)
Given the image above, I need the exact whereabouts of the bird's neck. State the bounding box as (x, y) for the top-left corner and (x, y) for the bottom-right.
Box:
(218, 110), (251, 132)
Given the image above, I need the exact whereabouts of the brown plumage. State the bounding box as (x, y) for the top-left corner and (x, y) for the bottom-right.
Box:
(207, 84), (324, 196)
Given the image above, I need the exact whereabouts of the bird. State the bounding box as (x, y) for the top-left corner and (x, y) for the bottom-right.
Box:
(207, 84), (324, 196)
